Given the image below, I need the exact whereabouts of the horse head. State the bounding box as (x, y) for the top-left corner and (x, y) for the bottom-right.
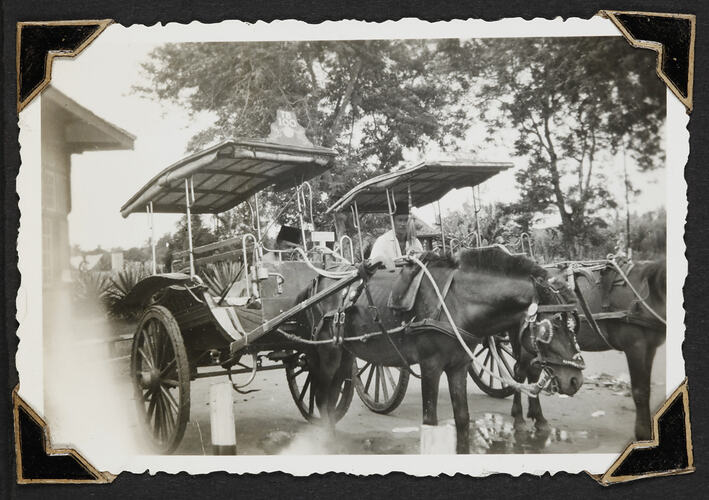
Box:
(449, 247), (585, 396)
(519, 277), (585, 396)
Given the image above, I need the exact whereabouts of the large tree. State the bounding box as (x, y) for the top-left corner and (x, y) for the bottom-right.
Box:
(136, 40), (469, 224)
(458, 37), (665, 257)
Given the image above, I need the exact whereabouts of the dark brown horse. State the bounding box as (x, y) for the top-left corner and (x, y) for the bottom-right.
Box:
(518, 259), (666, 440)
(298, 248), (584, 453)
(574, 260), (665, 440)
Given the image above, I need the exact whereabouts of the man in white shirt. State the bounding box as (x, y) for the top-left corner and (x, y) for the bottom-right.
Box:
(369, 202), (423, 269)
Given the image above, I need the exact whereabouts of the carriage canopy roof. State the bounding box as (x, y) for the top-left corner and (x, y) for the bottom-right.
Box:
(121, 140), (337, 217)
(326, 160), (513, 214)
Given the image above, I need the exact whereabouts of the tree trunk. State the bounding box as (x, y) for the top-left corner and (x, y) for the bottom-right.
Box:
(323, 58), (363, 147)
(542, 116), (576, 259)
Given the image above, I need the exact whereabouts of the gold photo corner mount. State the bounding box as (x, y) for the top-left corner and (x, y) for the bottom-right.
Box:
(587, 378), (694, 486)
(600, 10), (695, 112)
(16, 19), (113, 113)
(13, 386), (115, 484)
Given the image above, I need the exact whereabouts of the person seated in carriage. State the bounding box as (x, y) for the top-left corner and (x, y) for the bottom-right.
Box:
(369, 201), (423, 269)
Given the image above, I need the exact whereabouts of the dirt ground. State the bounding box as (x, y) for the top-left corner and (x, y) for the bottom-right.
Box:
(45, 323), (666, 457)
(162, 345), (667, 456)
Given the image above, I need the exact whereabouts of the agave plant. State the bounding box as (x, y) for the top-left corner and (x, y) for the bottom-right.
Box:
(73, 271), (112, 314)
(201, 261), (242, 298)
(106, 265), (148, 318)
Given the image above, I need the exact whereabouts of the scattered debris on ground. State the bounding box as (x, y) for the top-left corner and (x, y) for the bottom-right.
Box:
(584, 372), (631, 395)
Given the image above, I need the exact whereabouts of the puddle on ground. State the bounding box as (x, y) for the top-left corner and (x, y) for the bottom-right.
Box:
(253, 413), (599, 455)
(468, 412), (599, 454)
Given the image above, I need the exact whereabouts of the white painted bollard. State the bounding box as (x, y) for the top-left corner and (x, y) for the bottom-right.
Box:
(420, 423), (456, 454)
(210, 382), (236, 455)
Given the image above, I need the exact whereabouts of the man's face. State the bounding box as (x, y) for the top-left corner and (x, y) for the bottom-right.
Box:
(393, 214), (409, 241)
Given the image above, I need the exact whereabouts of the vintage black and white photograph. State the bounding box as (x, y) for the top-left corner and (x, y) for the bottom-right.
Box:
(16, 18), (685, 476)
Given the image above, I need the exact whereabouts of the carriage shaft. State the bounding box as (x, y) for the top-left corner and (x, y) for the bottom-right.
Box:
(226, 271), (361, 360)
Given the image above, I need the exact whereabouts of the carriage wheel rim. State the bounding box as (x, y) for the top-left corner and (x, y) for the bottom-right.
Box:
(131, 307), (189, 453)
(468, 335), (517, 398)
(353, 360), (410, 414)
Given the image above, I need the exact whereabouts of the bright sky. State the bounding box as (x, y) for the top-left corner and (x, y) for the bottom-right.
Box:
(50, 23), (665, 251)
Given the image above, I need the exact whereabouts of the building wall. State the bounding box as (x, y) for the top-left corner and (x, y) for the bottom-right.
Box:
(41, 97), (72, 288)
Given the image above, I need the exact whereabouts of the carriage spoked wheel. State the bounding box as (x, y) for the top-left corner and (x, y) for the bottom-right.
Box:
(130, 305), (190, 454)
(353, 360), (410, 414)
(468, 332), (517, 398)
(284, 351), (353, 423)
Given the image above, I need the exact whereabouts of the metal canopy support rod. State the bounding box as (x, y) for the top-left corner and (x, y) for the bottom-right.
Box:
(351, 201), (365, 262)
(437, 200), (446, 254)
(296, 184), (309, 252)
(253, 192), (263, 259)
(385, 188), (402, 257)
(185, 178), (195, 277)
(472, 185), (481, 243)
(302, 181), (314, 231)
(147, 202), (157, 274)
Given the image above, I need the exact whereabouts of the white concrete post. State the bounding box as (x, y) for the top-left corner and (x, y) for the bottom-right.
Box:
(209, 382), (236, 455)
(420, 423), (456, 454)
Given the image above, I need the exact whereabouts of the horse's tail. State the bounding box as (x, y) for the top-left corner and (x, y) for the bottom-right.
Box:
(641, 259), (666, 302)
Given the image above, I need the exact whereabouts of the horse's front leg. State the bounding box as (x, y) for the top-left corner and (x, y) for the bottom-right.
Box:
(420, 356), (443, 426)
(625, 341), (657, 440)
(511, 359), (527, 430)
(446, 362), (470, 454)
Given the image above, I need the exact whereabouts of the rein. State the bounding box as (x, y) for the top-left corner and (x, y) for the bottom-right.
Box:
(564, 258), (666, 350)
(607, 258), (666, 326)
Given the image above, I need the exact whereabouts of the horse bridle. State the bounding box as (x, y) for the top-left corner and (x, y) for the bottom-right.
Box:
(519, 277), (585, 370)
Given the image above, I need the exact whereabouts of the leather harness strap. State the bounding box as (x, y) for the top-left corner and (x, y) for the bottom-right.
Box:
(360, 272), (422, 379)
(573, 280), (616, 350)
(434, 269), (457, 321)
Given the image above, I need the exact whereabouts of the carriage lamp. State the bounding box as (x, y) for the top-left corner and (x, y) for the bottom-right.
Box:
(269, 272), (285, 294)
(251, 264), (270, 281)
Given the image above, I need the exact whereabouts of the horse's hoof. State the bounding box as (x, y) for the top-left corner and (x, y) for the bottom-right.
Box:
(635, 427), (652, 441)
(534, 419), (551, 432)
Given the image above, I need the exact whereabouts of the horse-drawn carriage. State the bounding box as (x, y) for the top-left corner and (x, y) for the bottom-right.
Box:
(326, 159), (522, 411)
(120, 127), (377, 452)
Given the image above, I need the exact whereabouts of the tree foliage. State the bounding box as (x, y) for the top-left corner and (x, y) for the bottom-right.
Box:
(135, 40), (469, 222)
(136, 38), (665, 257)
(457, 37), (665, 257)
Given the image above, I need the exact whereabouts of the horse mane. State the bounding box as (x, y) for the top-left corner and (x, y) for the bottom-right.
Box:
(423, 246), (546, 278)
(458, 247), (549, 279)
(421, 247), (575, 303)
